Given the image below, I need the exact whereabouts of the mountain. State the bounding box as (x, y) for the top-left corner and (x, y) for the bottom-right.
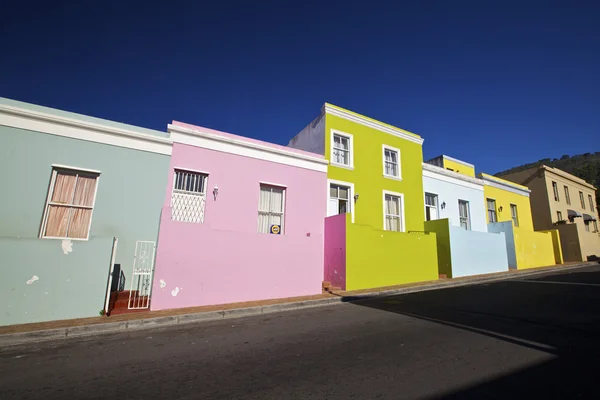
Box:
(495, 152), (600, 214)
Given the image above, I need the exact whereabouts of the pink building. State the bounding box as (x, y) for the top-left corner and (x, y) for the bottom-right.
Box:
(151, 121), (328, 311)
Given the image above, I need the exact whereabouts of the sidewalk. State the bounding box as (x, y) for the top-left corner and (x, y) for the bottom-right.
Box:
(0, 262), (594, 347)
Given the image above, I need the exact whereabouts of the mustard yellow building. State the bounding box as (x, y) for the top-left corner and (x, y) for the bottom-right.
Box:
(498, 165), (600, 262)
(288, 103), (438, 291)
(478, 173), (563, 269)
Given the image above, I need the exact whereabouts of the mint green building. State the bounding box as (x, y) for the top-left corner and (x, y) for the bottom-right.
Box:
(0, 98), (171, 326)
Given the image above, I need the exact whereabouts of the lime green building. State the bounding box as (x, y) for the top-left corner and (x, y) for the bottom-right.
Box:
(288, 103), (438, 291)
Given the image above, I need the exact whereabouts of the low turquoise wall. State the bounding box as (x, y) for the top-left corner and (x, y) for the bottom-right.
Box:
(0, 237), (114, 326)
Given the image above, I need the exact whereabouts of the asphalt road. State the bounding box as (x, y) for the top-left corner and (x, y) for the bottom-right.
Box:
(2, 264), (600, 399)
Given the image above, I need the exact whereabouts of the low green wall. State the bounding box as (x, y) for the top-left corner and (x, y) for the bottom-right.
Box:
(424, 219), (452, 277)
(0, 237), (114, 326)
(346, 217), (438, 291)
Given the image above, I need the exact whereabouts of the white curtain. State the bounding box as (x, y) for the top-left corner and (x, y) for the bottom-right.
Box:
(385, 150), (397, 176)
(385, 195), (401, 232)
(258, 186), (284, 233)
(333, 136), (349, 164)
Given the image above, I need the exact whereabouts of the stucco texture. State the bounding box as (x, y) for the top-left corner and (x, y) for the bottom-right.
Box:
(0, 237), (114, 326)
(346, 216), (439, 291)
(0, 126), (170, 285)
(151, 142), (327, 310)
(325, 113), (426, 232)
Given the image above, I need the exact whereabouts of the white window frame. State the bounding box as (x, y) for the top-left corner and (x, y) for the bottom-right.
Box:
(330, 129), (354, 169)
(382, 190), (405, 232)
(424, 192), (439, 221)
(327, 179), (355, 223)
(510, 203), (519, 227)
(458, 199), (471, 230)
(171, 168), (209, 224)
(382, 144), (402, 180)
(258, 184), (286, 234)
(39, 165), (101, 241)
(487, 198), (497, 223)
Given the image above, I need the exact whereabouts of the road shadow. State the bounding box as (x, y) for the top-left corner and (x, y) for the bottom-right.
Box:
(346, 267), (600, 398)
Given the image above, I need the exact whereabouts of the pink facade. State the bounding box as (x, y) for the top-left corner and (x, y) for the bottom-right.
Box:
(151, 122), (328, 311)
(324, 215), (347, 290)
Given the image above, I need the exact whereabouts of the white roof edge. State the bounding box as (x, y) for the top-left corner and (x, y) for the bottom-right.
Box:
(480, 174), (531, 196)
(323, 104), (424, 145)
(422, 163), (485, 186)
(442, 155), (475, 168)
(0, 103), (173, 155)
(168, 124), (329, 166)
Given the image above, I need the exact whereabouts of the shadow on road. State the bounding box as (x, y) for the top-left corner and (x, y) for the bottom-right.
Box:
(346, 267), (600, 398)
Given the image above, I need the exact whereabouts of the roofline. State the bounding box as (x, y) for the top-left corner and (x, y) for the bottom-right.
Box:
(479, 172), (531, 196)
(422, 163), (484, 187)
(539, 165), (597, 190)
(0, 103), (172, 155)
(323, 103), (424, 145)
(168, 124), (329, 172)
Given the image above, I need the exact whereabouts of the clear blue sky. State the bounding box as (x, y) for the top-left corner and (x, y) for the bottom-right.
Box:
(1, 1), (598, 174)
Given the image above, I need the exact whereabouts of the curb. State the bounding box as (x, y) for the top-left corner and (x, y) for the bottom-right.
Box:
(0, 262), (594, 348)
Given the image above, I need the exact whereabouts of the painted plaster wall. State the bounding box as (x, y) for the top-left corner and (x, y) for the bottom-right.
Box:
(443, 159), (476, 177)
(325, 113), (426, 231)
(324, 214), (346, 290)
(287, 113), (326, 156)
(482, 184), (535, 231)
(0, 126), (170, 284)
(556, 223), (583, 262)
(422, 173), (487, 232)
(0, 237), (114, 326)
(540, 229), (564, 264)
(151, 142), (326, 310)
(488, 222), (517, 269)
(514, 229), (557, 269)
(424, 219), (451, 277)
(448, 226), (509, 278)
(346, 215), (438, 290)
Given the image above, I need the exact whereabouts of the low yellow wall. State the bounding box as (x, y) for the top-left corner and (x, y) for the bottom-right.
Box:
(346, 218), (439, 291)
(514, 229), (558, 269)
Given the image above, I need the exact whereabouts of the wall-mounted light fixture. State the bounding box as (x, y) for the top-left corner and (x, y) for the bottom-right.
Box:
(213, 185), (219, 200)
(499, 206), (503, 212)
(441, 202), (446, 210)
(354, 194), (360, 202)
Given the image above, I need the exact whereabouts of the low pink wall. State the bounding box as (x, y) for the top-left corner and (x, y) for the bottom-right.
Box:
(324, 214), (346, 290)
(151, 141), (327, 310)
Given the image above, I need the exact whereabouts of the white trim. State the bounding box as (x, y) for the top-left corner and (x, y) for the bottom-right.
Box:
(0, 103), (172, 155)
(330, 129), (354, 169)
(423, 163), (484, 191)
(172, 167), (210, 176)
(259, 181), (288, 188)
(51, 164), (102, 174)
(480, 174), (531, 197)
(323, 104), (424, 145)
(382, 144), (402, 180)
(169, 125), (328, 173)
(40, 167), (101, 241)
(327, 178), (355, 224)
(382, 190), (406, 232)
(442, 155), (475, 169)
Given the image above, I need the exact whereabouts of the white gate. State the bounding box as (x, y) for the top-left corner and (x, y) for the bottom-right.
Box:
(128, 241), (156, 310)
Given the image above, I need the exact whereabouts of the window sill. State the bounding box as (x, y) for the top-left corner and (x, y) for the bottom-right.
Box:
(41, 236), (90, 241)
(331, 163), (354, 171)
(383, 174), (403, 181)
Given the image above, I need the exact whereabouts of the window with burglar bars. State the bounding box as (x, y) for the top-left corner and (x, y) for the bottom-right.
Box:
(383, 146), (400, 178)
(41, 167), (99, 240)
(171, 169), (207, 223)
(425, 193), (438, 221)
(510, 204), (519, 227)
(332, 133), (351, 167)
(458, 200), (470, 230)
(258, 184), (285, 234)
(487, 198), (497, 223)
(384, 194), (403, 232)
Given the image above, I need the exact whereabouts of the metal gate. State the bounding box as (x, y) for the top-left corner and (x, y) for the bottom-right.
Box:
(128, 241), (156, 310)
